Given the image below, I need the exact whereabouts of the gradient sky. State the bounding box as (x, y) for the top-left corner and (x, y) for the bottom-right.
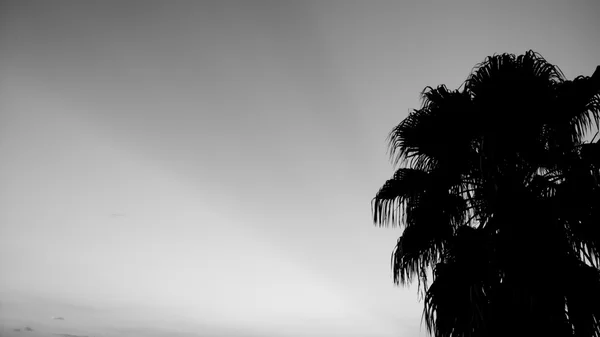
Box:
(0, 1), (599, 337)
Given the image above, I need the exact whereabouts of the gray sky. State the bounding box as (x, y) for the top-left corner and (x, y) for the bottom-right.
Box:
(0, 1), (598, 337)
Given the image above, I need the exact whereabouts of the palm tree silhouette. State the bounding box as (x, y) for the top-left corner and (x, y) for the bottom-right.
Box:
(372, 50), (600, 337)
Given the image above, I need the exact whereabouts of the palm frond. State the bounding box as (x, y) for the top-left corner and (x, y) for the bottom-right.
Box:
(372, 50), (600, 337)
(391, 222), (448, 287)
(372, 168), (430, 227)
(387, 85), (476, 172)
(565, 258), (600, 337)
(390, 193), (469, 282)
(465, 50), (564, 97)
(556, 75), (600, 142)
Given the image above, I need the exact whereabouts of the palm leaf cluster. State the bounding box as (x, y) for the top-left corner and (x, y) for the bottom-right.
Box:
(372, 50), (600, 337)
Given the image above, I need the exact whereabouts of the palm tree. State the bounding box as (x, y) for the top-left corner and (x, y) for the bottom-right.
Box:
(372, 50), (600, 337)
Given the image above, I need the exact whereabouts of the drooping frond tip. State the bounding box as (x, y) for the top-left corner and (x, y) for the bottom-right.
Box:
(464, 50), (566, 93)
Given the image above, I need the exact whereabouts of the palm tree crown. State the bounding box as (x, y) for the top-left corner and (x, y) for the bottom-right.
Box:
(372, 50), (600, 337)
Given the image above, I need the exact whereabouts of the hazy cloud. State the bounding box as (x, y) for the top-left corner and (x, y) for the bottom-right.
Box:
(52, 316), (65, 320)
(13, 326), (36, 332)
(54, 334), (88, 337)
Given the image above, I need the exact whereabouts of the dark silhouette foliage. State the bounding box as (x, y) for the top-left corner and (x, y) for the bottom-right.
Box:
(372, 50), (600, 337)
